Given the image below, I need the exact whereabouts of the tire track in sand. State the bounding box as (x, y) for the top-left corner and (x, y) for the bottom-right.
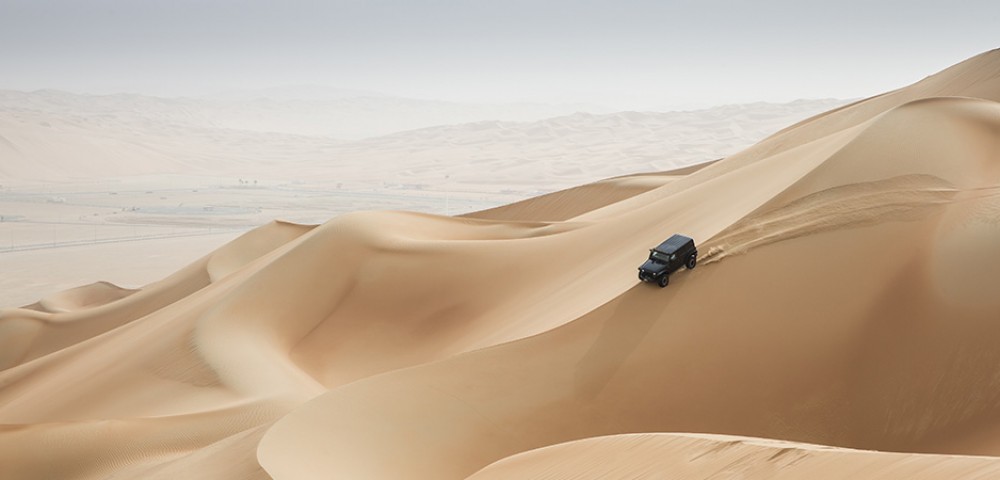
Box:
(698, 174), (1000, 265)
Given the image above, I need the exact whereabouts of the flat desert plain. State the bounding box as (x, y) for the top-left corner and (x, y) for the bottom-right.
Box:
(2, 49), (1000, 479)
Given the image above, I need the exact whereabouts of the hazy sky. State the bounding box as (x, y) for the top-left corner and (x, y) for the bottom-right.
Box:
(1, 0), (997, 109)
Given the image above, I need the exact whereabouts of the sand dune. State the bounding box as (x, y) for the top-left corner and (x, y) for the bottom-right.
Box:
(467, 433), (1000, 479)
(308, 99), (847, 192)
(0, 88), (604, 139)
(0, 92), (842, 186)
(0, 107), (340, 180)
(1, 49), (999, 479)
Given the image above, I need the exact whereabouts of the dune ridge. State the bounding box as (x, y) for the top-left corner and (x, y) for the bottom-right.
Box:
(467, 433), (1000, 479)
(1, 49), (999, 479)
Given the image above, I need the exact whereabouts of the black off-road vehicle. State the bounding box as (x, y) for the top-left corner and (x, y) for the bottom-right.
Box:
(638, 234), (697, 288)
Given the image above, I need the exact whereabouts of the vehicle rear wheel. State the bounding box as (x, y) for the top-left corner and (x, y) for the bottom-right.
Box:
(657, 275), (669, 288)
(686, 253), (697, 270)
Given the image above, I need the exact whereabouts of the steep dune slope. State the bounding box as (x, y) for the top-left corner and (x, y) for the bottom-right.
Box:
(0, 222), (313, 479)
(1, 50), (999, 480)
(257, 93), (1000, 479)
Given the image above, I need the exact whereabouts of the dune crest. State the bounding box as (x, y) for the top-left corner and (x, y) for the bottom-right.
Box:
(27, 281), (138, 314)
(466, 433), (1000, 479)
(2, 50), (1000, 479)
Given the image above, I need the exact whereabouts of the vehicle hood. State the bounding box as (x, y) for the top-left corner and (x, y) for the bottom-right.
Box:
(638, 259), (667, 274)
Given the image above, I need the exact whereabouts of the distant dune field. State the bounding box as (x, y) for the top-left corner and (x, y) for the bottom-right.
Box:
(0, 92), (845, 307)
(1, 49), (999, 480)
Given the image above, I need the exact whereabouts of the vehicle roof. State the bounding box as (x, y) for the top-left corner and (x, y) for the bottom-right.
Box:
(652, 234), (694, 254)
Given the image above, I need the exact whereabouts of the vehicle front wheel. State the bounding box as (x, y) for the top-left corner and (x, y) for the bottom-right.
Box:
(686, 253), (697, 270)
(657, 275), (669, 288)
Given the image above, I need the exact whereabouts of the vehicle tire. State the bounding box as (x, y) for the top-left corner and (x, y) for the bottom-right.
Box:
(686, 253), (697, 270)
(657, 275), (669, 288)
(639, 272), (645, 282)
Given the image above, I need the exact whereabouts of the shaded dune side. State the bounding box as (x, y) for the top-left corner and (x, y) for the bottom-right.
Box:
(190, 212), (596, 393)
(108, 423), (275, 480)
(0, 221), (315, 418)
(258, 96), (1000, 479)
(0, 220), (313, 371)
(0, 401), (291, 480)
(0, 257), (214, 372)
(260, 197), (1000, 480)
(467, 433), (1000, 480)
(0, 222), (314, 478)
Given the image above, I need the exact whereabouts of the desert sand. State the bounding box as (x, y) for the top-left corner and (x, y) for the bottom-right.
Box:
(0, 94), (843, 307)
(1, 49), (999, 479)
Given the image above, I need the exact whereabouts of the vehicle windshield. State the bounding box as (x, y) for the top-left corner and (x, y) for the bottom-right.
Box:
(650, 251), (670, 263)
